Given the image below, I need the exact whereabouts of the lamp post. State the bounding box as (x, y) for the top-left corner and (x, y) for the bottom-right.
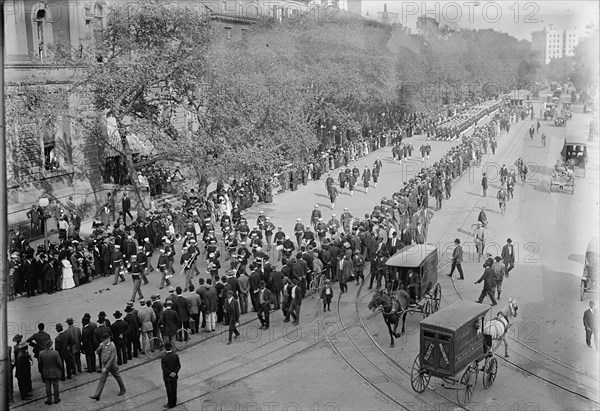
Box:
(38, 197), (49, 249)
(332, 125), (337, 146)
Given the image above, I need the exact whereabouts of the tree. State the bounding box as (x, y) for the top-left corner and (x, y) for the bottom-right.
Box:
(572, 27), (600, 90)
(54, 0), (214, 200)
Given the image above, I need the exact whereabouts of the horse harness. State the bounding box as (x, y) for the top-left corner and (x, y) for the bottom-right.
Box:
(381, 295), (402, 319)
(496, 311), (512, 335)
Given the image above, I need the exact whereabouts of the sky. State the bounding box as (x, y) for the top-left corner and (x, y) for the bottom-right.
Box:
(357, 1), (600, 40)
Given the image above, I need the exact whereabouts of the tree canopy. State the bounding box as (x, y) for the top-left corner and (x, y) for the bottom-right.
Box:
(10, 2), (541, 200)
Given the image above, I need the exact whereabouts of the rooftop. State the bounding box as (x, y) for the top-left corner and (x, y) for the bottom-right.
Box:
(421, 301), (491, 331)
(386, 244), (437, 268)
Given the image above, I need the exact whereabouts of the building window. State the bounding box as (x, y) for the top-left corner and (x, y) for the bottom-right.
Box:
(224, 27), (232, 41)
(44, 143), (59, 171)
(84, 2), (105, 41)
(223, 1), (236, 12)
(33, 8), (53, 60)
(41, 117), (60, 172)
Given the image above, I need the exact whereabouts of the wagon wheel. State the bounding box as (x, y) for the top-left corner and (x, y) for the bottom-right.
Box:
(580, 279), (587, 301)
(457, 363), (478, 405)
(411, 355), (431, 393)
(432, 283), (442, 313)
(482, 357), (498, 388)
(422, 300), (432, 319)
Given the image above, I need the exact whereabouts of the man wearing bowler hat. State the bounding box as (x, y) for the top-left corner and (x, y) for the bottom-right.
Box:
(447, 238), (464, 280)
(161, 341), (181, 408)
(501, 238), (515, 274)
(110, 311), (130, 366)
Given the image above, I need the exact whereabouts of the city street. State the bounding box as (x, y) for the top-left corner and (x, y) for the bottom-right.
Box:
(9, 97), (599, 411)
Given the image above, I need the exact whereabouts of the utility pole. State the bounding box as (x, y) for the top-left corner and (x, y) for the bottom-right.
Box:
(0, 3), (11, 409)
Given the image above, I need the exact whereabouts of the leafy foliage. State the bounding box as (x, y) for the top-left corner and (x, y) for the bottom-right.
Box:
(13, 2), (539, 200)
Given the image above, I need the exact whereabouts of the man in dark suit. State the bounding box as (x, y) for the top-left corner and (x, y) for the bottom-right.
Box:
(387, 231), (401, 255)
(225, 290), (240, 344)
(475, 267), (497, 306)
(26, 323), (51, 373)
(249, 264), (261, 312)
(122, 193), (133, 225)
(124, 306), (141, 359)
(54, 323), (76, 380)
(173, 287), (191, 332)
(110, 311), (130, 366)
(39, 340), (63, 405)
(81, 315), (98, 373)
(400, 223), (413, 247)
(447, 239), (464, 279)
(64, 318), (83, 374)
(501, 238), (515, 274)
(583, 300), (598, 351)
(256, 280), (273, 329)
(158, 301), (180, 343)
(271, 268), (284, 310)
(289, 279), (302, 325)
(161, 341), (181, 408)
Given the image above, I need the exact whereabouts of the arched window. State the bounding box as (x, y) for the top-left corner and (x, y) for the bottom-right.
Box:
(33, 7), (53, 60)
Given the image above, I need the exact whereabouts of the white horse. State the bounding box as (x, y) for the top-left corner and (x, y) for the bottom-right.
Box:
(483, 298), (519, 357)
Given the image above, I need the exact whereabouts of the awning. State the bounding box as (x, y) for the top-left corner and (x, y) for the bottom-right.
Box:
(104, 116), (155, 157)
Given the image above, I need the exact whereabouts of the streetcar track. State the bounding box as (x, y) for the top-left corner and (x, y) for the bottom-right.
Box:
(398, 115), (600, 405)
(427, 123), (600, 404)
(351, 273), (470, 410)
(320, 282), (416, 409)
(333, 110), (592, 408)
(13, 295), (372, 410)
(448, 273), (599, 404)
(96, 308), (379, 411)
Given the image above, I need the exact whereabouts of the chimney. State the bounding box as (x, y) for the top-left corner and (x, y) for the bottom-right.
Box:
(384, 3), (387, 12)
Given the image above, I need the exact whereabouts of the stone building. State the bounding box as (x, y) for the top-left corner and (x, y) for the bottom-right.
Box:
(4, 0), (313, 228)
(5, 0), (110, 227)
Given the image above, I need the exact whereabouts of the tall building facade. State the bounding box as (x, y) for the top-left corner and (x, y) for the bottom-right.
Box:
(4, 0), (109, 226)
(531, 25), (579, 65)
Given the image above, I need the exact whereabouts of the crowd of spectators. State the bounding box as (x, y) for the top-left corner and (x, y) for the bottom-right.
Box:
(8, 96), (517, 406)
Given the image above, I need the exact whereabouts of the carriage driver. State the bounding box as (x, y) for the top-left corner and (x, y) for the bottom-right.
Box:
(405, 269), (420, 303)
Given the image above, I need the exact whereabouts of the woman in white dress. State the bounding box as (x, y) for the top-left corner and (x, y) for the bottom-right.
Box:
(61, 258), (76, 290)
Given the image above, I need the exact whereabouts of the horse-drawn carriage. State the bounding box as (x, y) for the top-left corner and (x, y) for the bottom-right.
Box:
(554, 116), (567, 127)
(562, 102), (573, 119)
(368, 244), (442, 347)
(581, 237), (599, 301)
(543, 103), (556, 120)
(562, 141), (588, 178)
(550, 162), (575, 194)
(410, 300), (519, 405)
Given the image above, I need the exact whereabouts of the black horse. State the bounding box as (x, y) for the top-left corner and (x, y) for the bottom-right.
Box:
(368, 289), (410, 347)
